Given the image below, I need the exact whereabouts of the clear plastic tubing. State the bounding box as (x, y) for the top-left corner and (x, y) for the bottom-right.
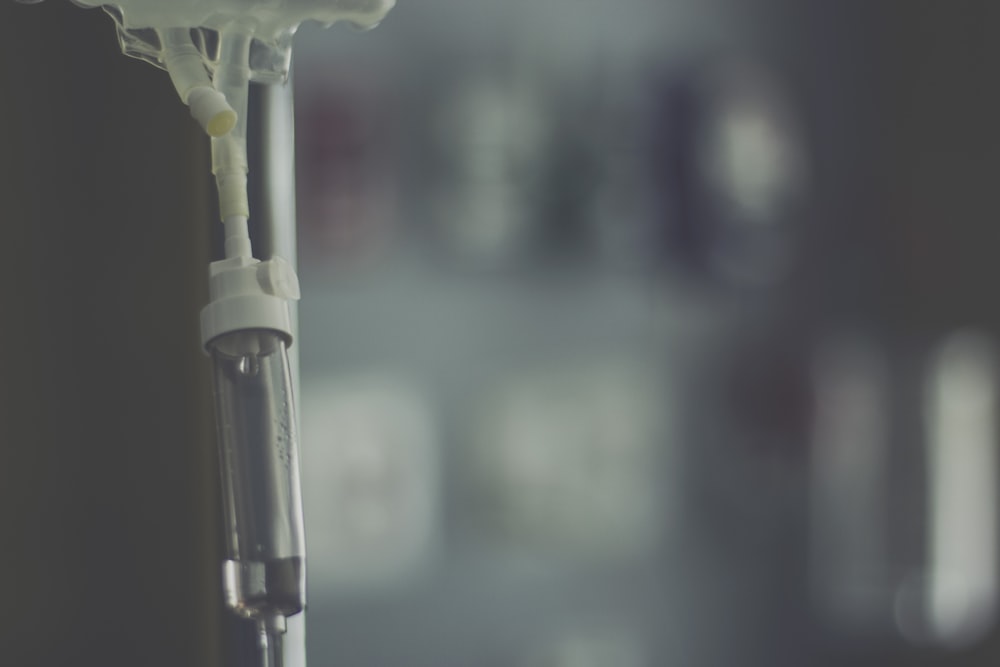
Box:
(208, 328), (305, 653)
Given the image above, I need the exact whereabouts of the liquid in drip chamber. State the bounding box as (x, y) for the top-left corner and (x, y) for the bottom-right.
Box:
(223, 556), (305, 619)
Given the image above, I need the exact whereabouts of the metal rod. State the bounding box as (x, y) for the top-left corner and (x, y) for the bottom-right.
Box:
(242, 73), (306, 667)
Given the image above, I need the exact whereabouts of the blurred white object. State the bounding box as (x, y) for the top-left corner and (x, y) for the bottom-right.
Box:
(470, 361), (669, 559)
(523, 622), (647, 667)
(809, 332), (1000, 648)
(698, 61), (807, 226)
(301, 375), (439, 592)
(432, 76), (547, 264)
(696, 59), (809, 285)
(917, 332), (998, 647)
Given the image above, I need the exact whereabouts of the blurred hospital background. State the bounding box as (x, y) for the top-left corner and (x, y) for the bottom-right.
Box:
(5, 0), (1000, 666)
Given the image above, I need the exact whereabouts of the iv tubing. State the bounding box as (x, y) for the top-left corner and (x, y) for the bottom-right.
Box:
(223, 215), (253, 259)
(259, 620), (285, 667)
(211, 24), (254, 258)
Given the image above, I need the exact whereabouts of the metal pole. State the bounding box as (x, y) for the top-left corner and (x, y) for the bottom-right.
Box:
(252, 74), (308, 667)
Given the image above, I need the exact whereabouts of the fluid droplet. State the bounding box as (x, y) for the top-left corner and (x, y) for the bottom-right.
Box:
(238, 354), (261, 377)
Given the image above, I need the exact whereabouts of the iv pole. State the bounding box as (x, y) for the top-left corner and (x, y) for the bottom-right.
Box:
(260, 74), (307, 667)
(232, 72), (306, 667)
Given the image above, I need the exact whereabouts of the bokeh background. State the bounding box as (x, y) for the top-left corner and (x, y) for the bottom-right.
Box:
(4, 1), (1000, 666)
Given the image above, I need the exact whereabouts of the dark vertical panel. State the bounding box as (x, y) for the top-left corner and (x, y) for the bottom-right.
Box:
(0, 3), (223, 666)
(879, 0), (1000, 336)
(820, 2), (1000, 665)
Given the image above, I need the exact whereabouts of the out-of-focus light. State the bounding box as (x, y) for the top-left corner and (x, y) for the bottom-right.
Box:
(431, 76), (547, 265)
(698, 63), (807, 226)
(685, 58), (809, 286)
(809, 336), (890, 626)
(913, 331), (998, 647)
(296, 85), (399, 264)
(301, 374), (439, 592)
(810, 333), (1000, 647)
(522, 623), (647, 667)
(468, 361), (668, 560)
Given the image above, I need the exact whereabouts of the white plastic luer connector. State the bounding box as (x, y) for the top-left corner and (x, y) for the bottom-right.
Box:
(200, 254), (301, 350)
(160, 28), (238, 137)
(187, 86), (238, 137)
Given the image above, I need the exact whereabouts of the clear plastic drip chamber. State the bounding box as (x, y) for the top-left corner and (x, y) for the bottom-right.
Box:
(71, 0), (396, 81)
(210, 329), (305, 623)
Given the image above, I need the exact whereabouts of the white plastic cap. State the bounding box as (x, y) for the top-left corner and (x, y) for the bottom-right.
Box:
(200, 255), (301, 350)
(187, 86), (238, 137)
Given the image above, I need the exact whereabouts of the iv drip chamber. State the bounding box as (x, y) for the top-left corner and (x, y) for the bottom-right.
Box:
(202, 252), (306, 656)
(201, 244), (304, 631)
(210, 328), (305, 623)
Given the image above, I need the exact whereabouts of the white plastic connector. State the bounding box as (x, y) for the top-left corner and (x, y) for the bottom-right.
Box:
(223, 215), (253, 259)
(160, 27), (238, 138)
(188, 87), (238, 137)
(200, 255), (301, 350)
(210, 26), (253, 219)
